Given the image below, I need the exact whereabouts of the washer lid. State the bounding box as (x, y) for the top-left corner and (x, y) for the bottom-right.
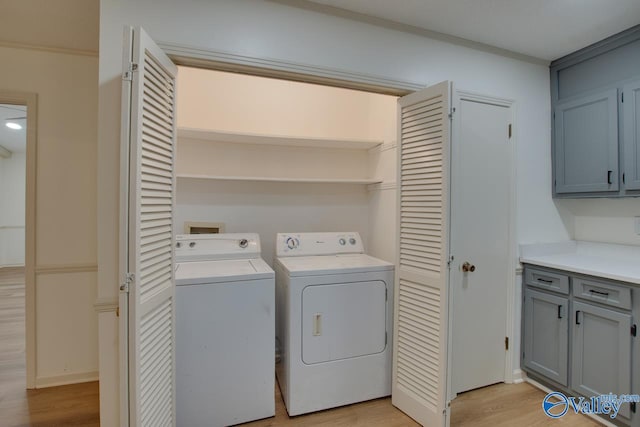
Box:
(175, 257), (274, 285)
(276, 254), (394, 277)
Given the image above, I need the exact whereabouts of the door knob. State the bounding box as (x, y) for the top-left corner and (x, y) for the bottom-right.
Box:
(461, 262), (476, 273)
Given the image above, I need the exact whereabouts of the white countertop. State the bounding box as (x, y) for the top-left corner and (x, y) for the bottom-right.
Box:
(519, 241), (640, 285)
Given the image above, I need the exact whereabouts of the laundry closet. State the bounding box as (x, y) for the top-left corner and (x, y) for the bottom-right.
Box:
(173, 67), (398, 265)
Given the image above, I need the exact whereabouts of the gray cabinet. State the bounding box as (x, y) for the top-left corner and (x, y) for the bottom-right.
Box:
(522, 264), (638, 424)
(523, 288), (568, 385)
(572, 301), (632, 419)
(550, 25), (640, 198)
(623, 80), (640, 190)
(554, 88), (619, 194)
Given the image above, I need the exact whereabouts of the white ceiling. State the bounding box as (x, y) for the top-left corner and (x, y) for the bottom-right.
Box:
(0, 105), (27, 154)
(305, 0), (640, 60)
(0, 0), (635, 62)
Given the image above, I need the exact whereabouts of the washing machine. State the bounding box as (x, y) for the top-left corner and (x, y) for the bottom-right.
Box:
(274, 232), (394, 416)
(175, 233), (275, 427)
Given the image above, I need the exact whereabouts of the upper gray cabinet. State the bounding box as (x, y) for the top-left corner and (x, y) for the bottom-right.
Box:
(551, 25), (640, 198)
(623, 80), (640, 191)
(554, 89), (619, 194)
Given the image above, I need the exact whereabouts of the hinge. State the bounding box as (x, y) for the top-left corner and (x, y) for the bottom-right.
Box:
(505, 336), (509, 351)
(621, 92), (624, 103)
(632, 324), (637, 337)
(553, 112), (555, 120)
(122, 62), (138, 81)
(448, 107), (456, 119)
(385, 332), (388, 346)
(385, 288), (388, 301)
(120, 272), (134, 293)
(631, 402), (636, 413)
(623, 173), (626, 184)
(447, 255), (454, 269)
(508, 124), (512, 139)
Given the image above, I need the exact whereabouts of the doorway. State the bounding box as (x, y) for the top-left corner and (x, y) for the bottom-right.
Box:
(0, 94), (36, 394)
(0, 103), (28, 394)
(449, 92), (515, 396)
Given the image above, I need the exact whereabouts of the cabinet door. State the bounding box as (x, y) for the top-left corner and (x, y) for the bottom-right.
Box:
(523, 289), (569, 386)
(623, 79), (640, 190)
(555, 88), (619, 194)
(572, 301), (632, 419)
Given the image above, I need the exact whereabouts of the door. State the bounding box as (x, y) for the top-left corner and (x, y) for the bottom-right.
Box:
(450, 94), (512, 395)
(302, 281), (386, 364)
(120, 26), (178, 427)
(523, 288), (568, 386)
(623, 79), (640, 191)
(554, 88), (619, 194)
(392, 81), (451, 427)
(572, 301), (632, 419)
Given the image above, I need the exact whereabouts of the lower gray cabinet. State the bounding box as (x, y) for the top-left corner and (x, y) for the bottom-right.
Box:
(523, 288), (568, 386)
(572, 301), (632, 419)
(522, 265), (638, 425)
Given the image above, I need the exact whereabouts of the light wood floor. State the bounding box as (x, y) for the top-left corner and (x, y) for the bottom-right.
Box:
(242, 380), (599, 427)
(0, 268), (100, 427)
(0, 267), (598, 426)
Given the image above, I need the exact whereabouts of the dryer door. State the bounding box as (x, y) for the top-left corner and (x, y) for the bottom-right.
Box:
(302, 280), (387, 364)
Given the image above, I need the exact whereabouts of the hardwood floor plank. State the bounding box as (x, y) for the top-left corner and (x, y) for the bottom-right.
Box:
(239, 381), (601, 426)
(450, 382), (601, 427)
(0, 271), (99, 427)
(0, 267), (602, 426)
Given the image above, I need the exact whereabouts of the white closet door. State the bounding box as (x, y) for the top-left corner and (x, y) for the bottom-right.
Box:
(121, 26), (178, 427)
(392, 81), (452, 427)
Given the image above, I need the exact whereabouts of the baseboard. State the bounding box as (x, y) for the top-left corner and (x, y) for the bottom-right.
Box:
(35, 370), (99, 388)
(511, 369), (525, 384)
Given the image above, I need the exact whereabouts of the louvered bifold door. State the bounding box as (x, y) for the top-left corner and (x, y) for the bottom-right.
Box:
(392, 81), (452, 427)
(123, 26), (178, 427)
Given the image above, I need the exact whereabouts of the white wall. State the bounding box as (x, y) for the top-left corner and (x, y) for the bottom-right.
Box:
(177, 180), (371, 266)
(99, 1), (570, 424)
(556, 198), (640, 246)
(0, 45), (98, 387)
(0, 151), (26, 267)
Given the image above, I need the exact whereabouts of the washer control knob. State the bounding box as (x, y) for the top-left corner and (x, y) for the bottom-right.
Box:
(286, 237), (299, 250)
(176, 242), (182, 248)
(189, 242), (196, 248)
(339, 238), (346, 246)
(239, 239), (249, 249)
(349, 238), (357, 245)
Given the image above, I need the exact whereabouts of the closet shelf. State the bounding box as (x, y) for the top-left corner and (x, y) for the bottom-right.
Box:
(177, 128), (383, 150)
(176, 174), (383, 185)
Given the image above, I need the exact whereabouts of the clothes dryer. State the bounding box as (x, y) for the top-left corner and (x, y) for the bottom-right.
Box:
(274, 232), (394, 416)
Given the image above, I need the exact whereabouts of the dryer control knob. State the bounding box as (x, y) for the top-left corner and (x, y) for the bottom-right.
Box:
(339, 238), (346, 245)
(239, 239), (249, 249)
(349, 238), (357, 245)
(286, 237), (299, 250)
